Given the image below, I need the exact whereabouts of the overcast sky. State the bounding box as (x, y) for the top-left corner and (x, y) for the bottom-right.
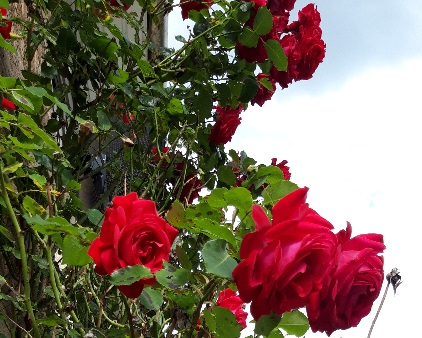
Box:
(168, 2), (422, 337)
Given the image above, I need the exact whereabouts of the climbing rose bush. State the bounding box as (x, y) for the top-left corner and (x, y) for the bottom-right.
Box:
(88, 192), (178, 298)
(232, 187), (338, 320)
(306, 222), (385, 336)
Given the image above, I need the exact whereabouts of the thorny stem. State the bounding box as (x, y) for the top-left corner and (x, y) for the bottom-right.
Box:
(0, 162), (41, 338)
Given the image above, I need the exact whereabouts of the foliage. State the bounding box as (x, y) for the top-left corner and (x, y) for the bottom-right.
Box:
(0, 0), (384, 337)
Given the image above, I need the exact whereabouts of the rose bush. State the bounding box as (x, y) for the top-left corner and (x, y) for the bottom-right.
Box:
(306, 222), (385, 336)
(232, 187), (338, 320)
(216, 288), (248, 329)
(88, 192), (178, 298)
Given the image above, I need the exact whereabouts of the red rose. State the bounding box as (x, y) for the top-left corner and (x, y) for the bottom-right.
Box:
(0, 8), (12, 40)
(251, 73), (276, 107)
(266, 0), (296, 15)
(209, 105), (242, 145)
(109, 0), (131, 10)
(306, 222), (385, 336)
(88, 192), (178, 298)
(271, 157), (291, 180)
(180, 0), (212, 20)
(232, 187), (337, 320)
(1, 98), (16, 110)
(216, 288), (248, 329)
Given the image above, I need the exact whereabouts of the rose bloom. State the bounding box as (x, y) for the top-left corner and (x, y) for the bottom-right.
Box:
(232, 187), (337, 320)
(271, 157), (291, 180)
(216, 288), (248, 329)
(209, 104), (242, 145)
(180, 0), (212, 20)
(0, 8), (12, 40)
(251, 73), (276, 107)
(88, 192), (178, 298)
(306, 222), (385, 336)
(1, 98), (16, 110)
(109, 0), (131, 10)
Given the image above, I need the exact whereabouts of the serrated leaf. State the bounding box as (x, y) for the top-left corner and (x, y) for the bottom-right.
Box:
(62, 235), (91, 266)
(155, 262), (189, 289)
(224, 187), (252, 212)
(262, 181), (298, 206)
(207, 187), (229, 208)
(217, 166), (236, 186)
(12, 91), (34, 112)
(137, 59), (157, 78)
(255, 312), (281, 336)
(22, 196), (46, 217)
(264, 39), (288, 71)
(86, 209), (103, 225)
(24, 214), (80, 236)
(110, 265), (153, 286)
(279, 311), (309, 337)
(29, 174), (46, 189)
(194, 218), (237, 247)
(167, 98), (183, 115)
(202, 239), (237, 279)
(165, 200), (186, 228)
(253, 7), (273, 36)
(213, 306), (241, 338)
(238, 27), (259, 48)
(139, 287), (163, 310)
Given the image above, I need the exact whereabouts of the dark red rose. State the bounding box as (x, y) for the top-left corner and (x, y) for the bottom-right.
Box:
(209, 105), (242, 145)
(178, 174), (203, 205)
(216, 288), (248, 329)
(294, 34), (325, 81)
(1, 98), (16, 110)
(151, 146), (171, 167)
(266, 0), (296, 15)
(232, 187), (337, 320)
(180, 0), (212, 20)
(287, 3), (322, 37)
(110, 94), (134, 124)
(0, 8), (12, 40)
(306, 222), (385, 336)
(271, 158), (291, 180)
(109, 0), (131, 10)
(88, 192), (178, 298)
(251, 73), (276, 107)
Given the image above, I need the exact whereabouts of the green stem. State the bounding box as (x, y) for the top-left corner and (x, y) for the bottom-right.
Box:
(367, 281), (390, 338)
(0, 163), (41, 338)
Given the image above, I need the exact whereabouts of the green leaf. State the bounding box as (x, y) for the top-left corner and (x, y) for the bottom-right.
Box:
(155, 262), (189, 289)
(110, 265), (153, 286)
(259, 76), (274, 91)
(2, 162), (23, 174)
(213, 306), (241, 338)
(0, 76), (16, 89)
(139, 287), (163, 310)
(137, 59), (157, 79)
(108, 68), (129, 84)
(0, 0), (9, 9)
(0, 225), (13, 242)
(167, 98), (184, 115)
(29, 174), (46, 189)
(86, 209), (103, 225)
(62, 235), (91, 266)
(25, 86), (47, 97)
(238, 27), (259, 48)
(238, 76), (259, 103)
(217, 166), (236, 186)
(165, 200), (186, 228)
(194, 218), (237, 247)
(0, 34), (16, 53)
(253, 7), (273, 36)
(255, 312), (281, 336)
(279, 311), (309, 337)
(203, 308), (216, 332)
(264, 39), (288, 71)
(12, 91), (34, 112)
(207, 188), (228, 208)
(175, 245), (192, 271)
(22, 196), (46, 217)
(262, 181), (298, 206)
(24, 214), (80, 236)
(97, 110), (112, 131)
(202, 239), (237, 279)
(224, 187), (252, 212)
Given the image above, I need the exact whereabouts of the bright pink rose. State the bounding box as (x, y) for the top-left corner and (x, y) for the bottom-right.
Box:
(216, 288), (248, 329)
(251, 73), (276, 107)
(232, 187), (338, 320)
(209, 105), (242, 145)
(109, 0), (131, 10)
(0, 8), (12, 40)
(180, 0), (212, 20)
(88, 193), (178, 298)
(271, 158), (291, 180)
(307, 223), (385, 336)
(1, 98), (16, 110)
